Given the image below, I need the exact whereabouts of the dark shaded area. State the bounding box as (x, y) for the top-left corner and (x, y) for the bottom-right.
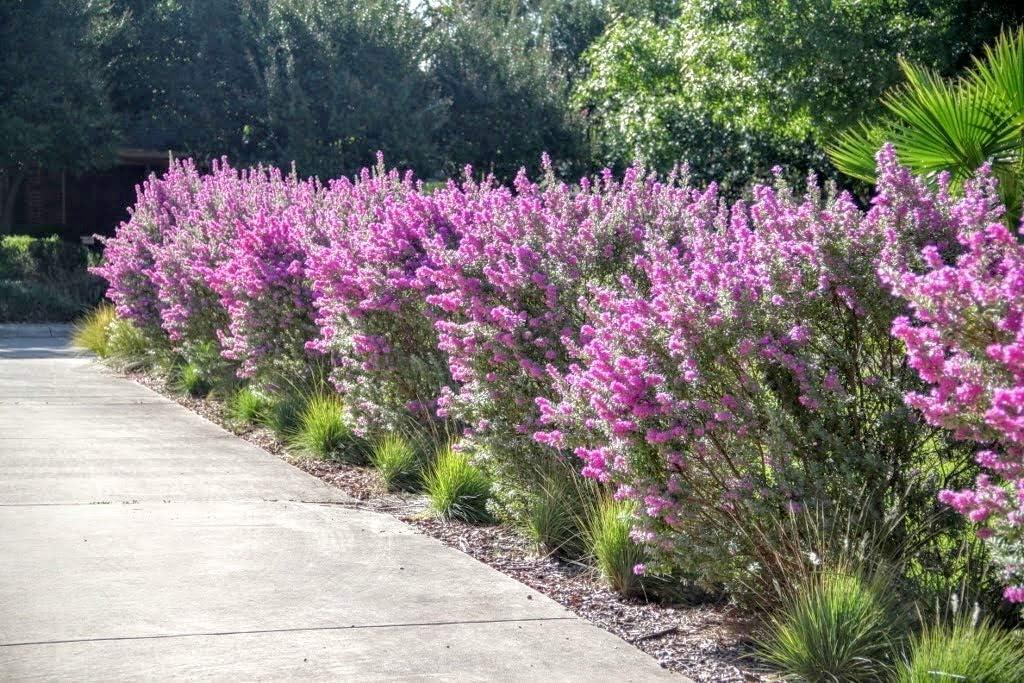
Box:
(9, 162), (159, 239)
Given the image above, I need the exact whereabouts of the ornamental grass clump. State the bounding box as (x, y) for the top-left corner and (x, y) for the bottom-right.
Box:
(896, 610), (1024, 682)
(104, 317), (153, 371)
(263, 393), (305, 438)
(72, 304), (116, 357)
(370, 433), (421, 491)
(294, 394), (362, 462)
(229, 386), (272, 424)
(424, 446), (491, 522)
(758, 568), (898, 681)
(586, 497), (646, 597)
(524, 460), (599, 559)
(174, 362), (211, 397)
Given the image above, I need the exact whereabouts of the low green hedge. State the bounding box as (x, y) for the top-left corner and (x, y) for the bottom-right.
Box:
(0, 235), (95, 280)
(0, 235), (105, 322)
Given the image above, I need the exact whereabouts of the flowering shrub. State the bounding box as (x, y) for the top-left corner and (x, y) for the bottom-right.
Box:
(94, 146), (1021, 605)
(306, 161), (454, 433)
(880, 162), (1024, 603)
(537, 149), (976, 592)
(209, 204), (317, 380)
(94, 159), (205, 337)
(99, 159), (322, 374)
(151, 160), (316, 358)
(420, 159), (714, 509)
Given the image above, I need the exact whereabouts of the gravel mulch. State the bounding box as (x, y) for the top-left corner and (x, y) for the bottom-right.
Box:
(121, 367), (768, 681)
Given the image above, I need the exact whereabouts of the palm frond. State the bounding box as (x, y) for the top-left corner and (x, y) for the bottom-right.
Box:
(827, 122), (889, 183)
(883, 61), (1008, 181)
(827, 29), (1024, 220)
(969, 26), (1024, 126)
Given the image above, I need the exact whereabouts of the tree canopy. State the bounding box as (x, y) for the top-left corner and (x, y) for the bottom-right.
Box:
(2, 0), (1022, 204)
(574, 0), (1024, 189)
(0, 0), (120, 229)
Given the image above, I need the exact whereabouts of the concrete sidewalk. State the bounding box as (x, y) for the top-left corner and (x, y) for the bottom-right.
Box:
(0, 326), (678, 681)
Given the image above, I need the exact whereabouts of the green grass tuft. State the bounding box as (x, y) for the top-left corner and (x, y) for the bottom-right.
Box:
(424, 446), (491, 522)
(228, 386), (272, 424)
(105, 318), (152, 370)
(262, 393), (304, 438)
(896, 611), (1024, 682)
(72, 304), (116, 357)
(174, 362), (211, 397)
(72, 305), (154, 371)
(293, 394), (362, 461)
(586, 497), (645, 596)
(370, 433), (421, 491)
(758, 568), (897, 681)
(524, 462), (598, 559)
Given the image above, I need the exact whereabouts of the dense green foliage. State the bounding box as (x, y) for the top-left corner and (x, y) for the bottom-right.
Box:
(0, 0), (120, 232)
(575, 1), (1024, 189)
(424, 1), (591, 179)
(3, 0), (1021, 197)
(0, 235), (94, 280)
(0, 235), (105, 321)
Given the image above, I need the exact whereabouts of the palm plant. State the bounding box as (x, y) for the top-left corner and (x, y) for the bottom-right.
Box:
(829, 28), (1024, 221)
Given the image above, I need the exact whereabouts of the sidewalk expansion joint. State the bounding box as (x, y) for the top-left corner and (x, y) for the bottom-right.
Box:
(0, 616), (578, 648)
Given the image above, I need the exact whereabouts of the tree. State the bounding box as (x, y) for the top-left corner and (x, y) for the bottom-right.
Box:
(575, 1), (1023, 191)
(104, 0), (268, 162)
(573, 8), (826, 190)
(438, 0), (608, 69)
(0, 0), (120, 233)
(259, 0), (444, 178)
(425, 0), (588, 180)
(107, 0), (444, 179)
